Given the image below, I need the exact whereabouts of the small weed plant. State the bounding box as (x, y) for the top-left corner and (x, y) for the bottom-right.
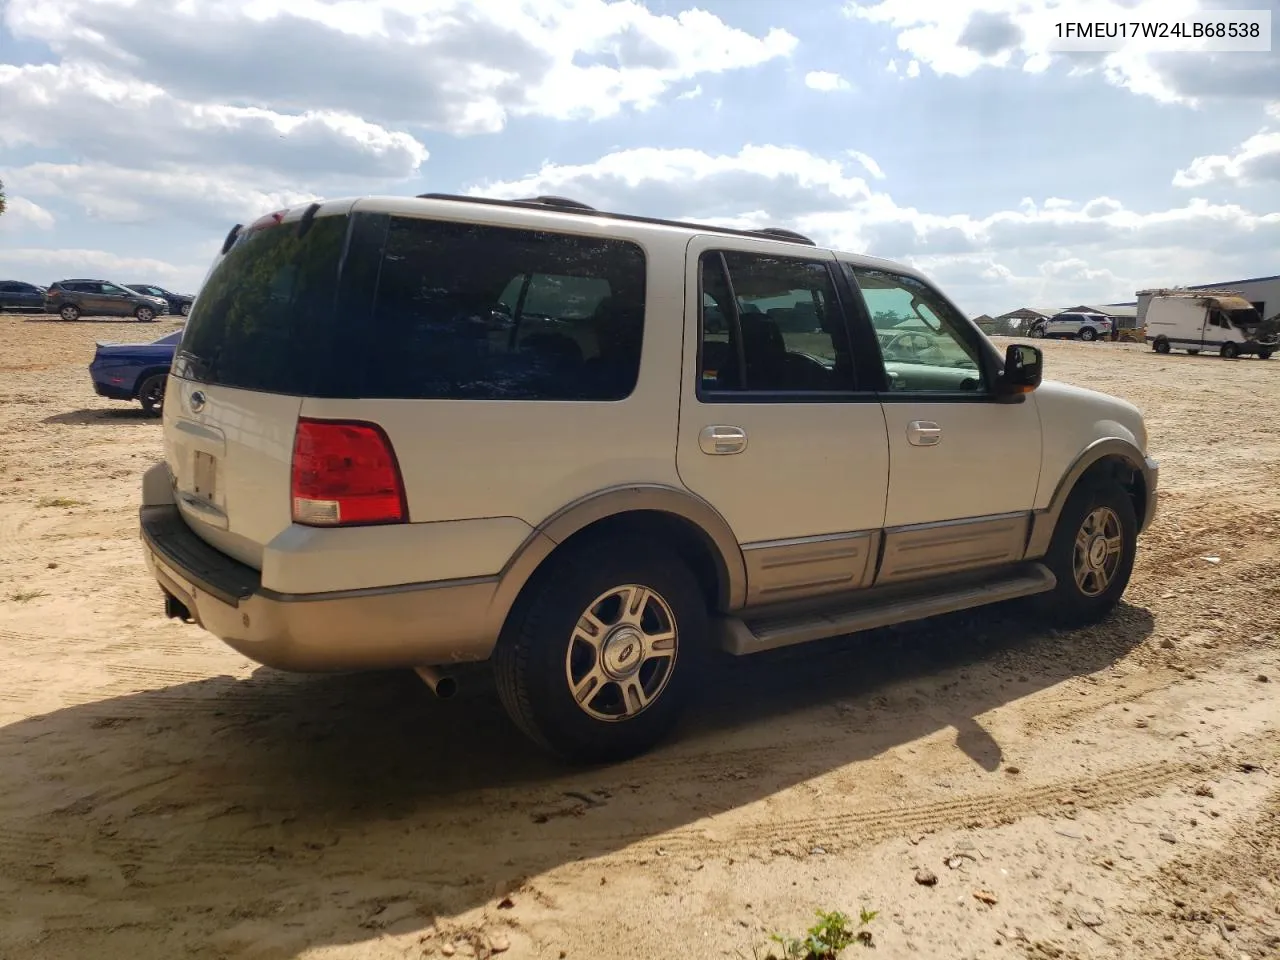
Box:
(765, 907), (878, 959)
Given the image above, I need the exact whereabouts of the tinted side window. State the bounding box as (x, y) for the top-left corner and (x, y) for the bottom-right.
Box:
(699, 251), (855, 395)
(363, 217), (646, 401)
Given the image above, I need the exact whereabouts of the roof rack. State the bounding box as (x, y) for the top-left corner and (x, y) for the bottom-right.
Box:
(749, 227), (816, 246)
(413, 192), (816, 247)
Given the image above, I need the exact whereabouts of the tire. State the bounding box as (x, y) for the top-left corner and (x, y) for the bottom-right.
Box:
(1187, 349), (1199, 355)
(59, 304), (81, 322)
(1030, 478), (1137, 629)
(1153, 338), (1170, 354)
(493, 540), (707, 763)
(1221, 342), (1239, 360)
(180, 302), (191, 317)
(134, 306), (156, 322)
(138, 374), (167, 416)
(1079, 327), (1097, 342)
(1259, 350), (1272, 361)
(1030, 326), (1045, 339)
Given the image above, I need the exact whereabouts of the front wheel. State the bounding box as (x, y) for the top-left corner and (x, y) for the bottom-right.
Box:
(1187, 349), (1200, 355)
(1221, 342), (1239, 359)
(1079, 327), (1097, 342)
(493, 541), (706, 763)
(1030, 478), (1137, 628)
(1029, 326), (1045, 339)
(1259, 349), (1272, 361)
(138, 374), (166, 416)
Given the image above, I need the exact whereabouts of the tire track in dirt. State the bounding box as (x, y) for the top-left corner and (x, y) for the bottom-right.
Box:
(612, 737), (1280, 863)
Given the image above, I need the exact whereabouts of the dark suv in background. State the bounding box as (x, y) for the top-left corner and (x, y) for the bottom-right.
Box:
(0, 281), (47, 311)
(126, 284), (195, 317)
(44, 280), (168, 322)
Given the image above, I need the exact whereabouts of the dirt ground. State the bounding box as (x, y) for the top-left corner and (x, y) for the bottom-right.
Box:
(1, 313), (1278, 960)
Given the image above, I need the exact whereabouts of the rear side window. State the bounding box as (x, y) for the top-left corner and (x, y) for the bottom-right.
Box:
(177, 211), (646, 401)
(364, 216), (646, 401)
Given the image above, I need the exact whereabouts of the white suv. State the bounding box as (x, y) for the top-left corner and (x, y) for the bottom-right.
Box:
(1031, 312), (1113, 341)
(139, 194), (1158, 762)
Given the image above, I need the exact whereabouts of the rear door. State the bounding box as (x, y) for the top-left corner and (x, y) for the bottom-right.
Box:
(675, 238), (890, 604)
(165, 205), (352, 567)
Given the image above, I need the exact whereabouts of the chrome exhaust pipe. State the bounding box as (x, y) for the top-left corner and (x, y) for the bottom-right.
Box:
(414, 666), (457, 699)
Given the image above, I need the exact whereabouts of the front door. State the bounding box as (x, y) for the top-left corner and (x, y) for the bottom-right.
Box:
(675, 238), (890, 605)
(845, 264), (1043, 584)
(98, 283), (133, 316)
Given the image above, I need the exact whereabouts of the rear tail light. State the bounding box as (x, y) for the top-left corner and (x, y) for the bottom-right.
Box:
(290, 418), (407, 527)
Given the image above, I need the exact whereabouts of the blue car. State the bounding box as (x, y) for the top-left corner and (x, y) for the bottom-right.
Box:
(89, 329), (182, 415)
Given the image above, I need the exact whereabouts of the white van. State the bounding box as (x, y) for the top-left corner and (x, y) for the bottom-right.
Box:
(1146, 293), (1275, 359)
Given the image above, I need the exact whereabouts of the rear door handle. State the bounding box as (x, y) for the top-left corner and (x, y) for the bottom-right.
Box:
(699, 425), (748, 455)
(906, 420), (942, 446)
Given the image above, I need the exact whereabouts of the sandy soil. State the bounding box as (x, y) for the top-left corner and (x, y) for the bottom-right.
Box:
(1, 313), (1278, 960)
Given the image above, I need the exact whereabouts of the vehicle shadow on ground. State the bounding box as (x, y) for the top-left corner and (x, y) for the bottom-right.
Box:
(42, 408), (154, 425)
(0, 602), (1153, 958)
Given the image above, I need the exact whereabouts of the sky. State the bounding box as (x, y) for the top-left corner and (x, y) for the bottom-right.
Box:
(0, 0), (1277, 316)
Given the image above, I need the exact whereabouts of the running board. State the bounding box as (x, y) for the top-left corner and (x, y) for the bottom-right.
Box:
(716, 562), (1057, 656)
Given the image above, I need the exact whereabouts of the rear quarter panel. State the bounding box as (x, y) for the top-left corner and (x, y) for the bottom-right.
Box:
(296, 231), (688, 533)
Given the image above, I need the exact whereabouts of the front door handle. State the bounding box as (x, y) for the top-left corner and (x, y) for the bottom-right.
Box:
(906, 420), (942, 446)
(699, 425), (748, 455)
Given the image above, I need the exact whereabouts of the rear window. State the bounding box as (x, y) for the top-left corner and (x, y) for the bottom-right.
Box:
(175, 214), (348, 395)
(177, 210), (647, 401)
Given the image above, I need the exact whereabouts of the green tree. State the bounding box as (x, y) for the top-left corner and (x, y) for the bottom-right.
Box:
(0, 178), (7, 218)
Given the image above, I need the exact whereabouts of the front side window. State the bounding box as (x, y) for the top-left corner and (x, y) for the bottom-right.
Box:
(699, 251), (856, 395)
(847, 266), (985, 394)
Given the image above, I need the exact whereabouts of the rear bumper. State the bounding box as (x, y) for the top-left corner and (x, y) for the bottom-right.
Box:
(92, 377), (134, 401)
(139, 504), (500, 671)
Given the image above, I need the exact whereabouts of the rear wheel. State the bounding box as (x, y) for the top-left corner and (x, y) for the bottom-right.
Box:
(59, 304), (81, 322)
(138, 374), (166, 416)
(1187, 349), (1199, 355)
(1221, 342), (1239, 359)
(493, 540), (706, 763)
(180, 302), (192, 317)
(1153, 337), (1170, 354)
(134, 306), (156, 322)
(1079, 327), (1097, 342)
(1030, 478), (1137, 628)
(1259, 350), (1272, 360)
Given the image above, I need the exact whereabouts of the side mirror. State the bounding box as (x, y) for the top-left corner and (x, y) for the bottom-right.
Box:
(1000, 343), (1043, 394)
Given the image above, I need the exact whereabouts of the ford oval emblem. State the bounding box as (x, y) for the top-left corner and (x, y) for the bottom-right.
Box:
(190, 390), (207, 413)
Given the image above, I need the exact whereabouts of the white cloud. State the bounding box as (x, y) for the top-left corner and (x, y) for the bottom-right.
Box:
(469, 143), (1280, 313)
(0, 197), (56, 232)
(6, 0), (797, 134)
(844, 0), (1277, 105)
(1174, 130), (1280, 187)
(0, 63), (429, 180)
(847, 150), (886, 180)
(7, 163), (321, 226)
(0, 247), (203, 289)
(804, 70), (851, 92)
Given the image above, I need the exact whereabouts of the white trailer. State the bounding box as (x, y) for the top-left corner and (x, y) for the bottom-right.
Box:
(1145, 294), (1275, 359)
